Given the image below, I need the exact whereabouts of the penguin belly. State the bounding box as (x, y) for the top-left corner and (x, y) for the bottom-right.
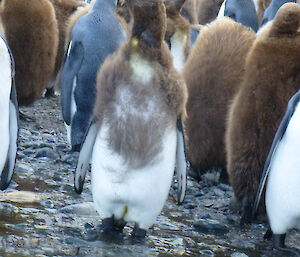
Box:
(91, 122), (177, 230)
(0, 38), (12, 173)
(266, 103), (300, 234)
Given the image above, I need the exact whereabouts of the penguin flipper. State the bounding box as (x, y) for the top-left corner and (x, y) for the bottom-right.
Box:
(74, 119), (99, 194)
(252, 89), (300, 218)
(0, 98), (18, 190)
(61, 40), (84, 125)
(175, 117), (187, 205)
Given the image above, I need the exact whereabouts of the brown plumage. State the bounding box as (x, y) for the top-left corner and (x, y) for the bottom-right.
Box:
(116, 1), (133, 38)
(48, 0), (87, 76)
(182, 0), (199, 24)
(93, 0), (187, 165)
(197, 0), (224, 24)
(165, 0), (191, 65)
(183, 17), (256, 180)
(0, 0), (58, 106)
(225, 3), (300, 207)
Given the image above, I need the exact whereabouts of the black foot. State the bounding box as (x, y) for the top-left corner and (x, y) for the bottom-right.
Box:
(99, 216), (126, 234)
(19, 110), (36, 122)
(273, 234), (300, 256)
(188, 166), (201, 182)
(240, 196), (253, 226)
(132, 223), (147, 238)
(219, 169), (229, 184)
(264, 228), (272, 240)
(72, 144), (81, 152)
(44, 87), (56, 98)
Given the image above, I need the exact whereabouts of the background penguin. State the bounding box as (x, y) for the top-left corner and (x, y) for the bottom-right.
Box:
(257, 0), (272, 22)
(0, 33), (18, 190)
(164, 0), (191, 71)
(181, 0), (199, 24)
(197, 0), (224, 24)
(253, 89), (300, 256)
(218, 0), (259, 32)
(225, 2), (300, 225)
(260, 0), (296, 27)
(0, 0), (58, 106)
(182, 17), (256, 182)
(46, 0), (87, 96)
(60, 0), (126, 151)
(74, 0), (188, 237)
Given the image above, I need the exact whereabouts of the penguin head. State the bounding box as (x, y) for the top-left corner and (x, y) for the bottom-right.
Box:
(260, 0), (296, 27)
(127, 0), (167, 49)
(269, 2), (300, 36)
(224, 0), (259, 32)
(164, 0), (190, 48)
(116, 0), (131, 24)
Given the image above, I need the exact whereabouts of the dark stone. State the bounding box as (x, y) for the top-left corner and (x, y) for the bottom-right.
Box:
(194, 218), (229, 235)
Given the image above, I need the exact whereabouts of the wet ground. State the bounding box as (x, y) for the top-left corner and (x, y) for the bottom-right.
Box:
(0, 96), (298, 256)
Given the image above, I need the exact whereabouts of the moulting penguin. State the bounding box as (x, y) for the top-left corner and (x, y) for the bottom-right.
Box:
(225, 2), (300, 225)
(74, 0), (188, 237)
(0, 0), (58, 106)
(183, 17), (256, 182)
(0, 32), (18, 190)
(164, 0), (191, 71)
(197, 0), (224, 24)
(253, 89), (300, 256)
(60, 0), (126, 151)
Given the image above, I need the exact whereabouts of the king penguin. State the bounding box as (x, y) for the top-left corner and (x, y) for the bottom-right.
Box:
(60, 0), (126, 151)
(74, 0), (188, 237)
(260, 0), (296, 27)
(253, 89), (300, 256)
(0, 33), (18, 190)
(218, 0), (259, 32)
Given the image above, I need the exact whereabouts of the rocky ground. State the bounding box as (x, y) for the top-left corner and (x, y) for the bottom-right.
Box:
(0, 96), (298, 256)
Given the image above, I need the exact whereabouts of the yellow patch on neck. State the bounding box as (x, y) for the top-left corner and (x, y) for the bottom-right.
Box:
(131, 37), (139, 48)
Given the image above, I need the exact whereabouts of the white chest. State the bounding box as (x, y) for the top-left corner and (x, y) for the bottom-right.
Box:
(0, 38), (12, 173)
(170, 31), (187, 72)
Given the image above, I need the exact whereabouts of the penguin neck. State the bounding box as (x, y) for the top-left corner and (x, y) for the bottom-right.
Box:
(129, 36), (162, 62)
(170, 30), (188, 72)
(93, 0), (117, 10)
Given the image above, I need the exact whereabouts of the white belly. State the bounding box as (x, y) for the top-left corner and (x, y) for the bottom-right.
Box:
(0, 38), (12, 174)
(266, 103), (300, 234)
(91, 122), (177, 230)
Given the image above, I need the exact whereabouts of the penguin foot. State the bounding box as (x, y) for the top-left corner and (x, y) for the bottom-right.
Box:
(99, 216), (126, 234)
(19, 110), (36, 122)
(44, 87), (56, 98)
(72, 144), (81, 152)
(131, 223), (147, 239)
(188, 166), (201, 182)
(263, 228), (272, 240)
(273, 234), (300, 256)
(219, 169), (229, 184)
(240, 196), (253, 226)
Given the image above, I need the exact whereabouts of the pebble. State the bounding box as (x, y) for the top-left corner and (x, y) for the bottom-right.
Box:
(231, 253), (249, 257)
(193, 219), (229, 235)
(35, 147), (59, 160)
(14, 163), (35, 175)
(59, 202), (98, 216)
